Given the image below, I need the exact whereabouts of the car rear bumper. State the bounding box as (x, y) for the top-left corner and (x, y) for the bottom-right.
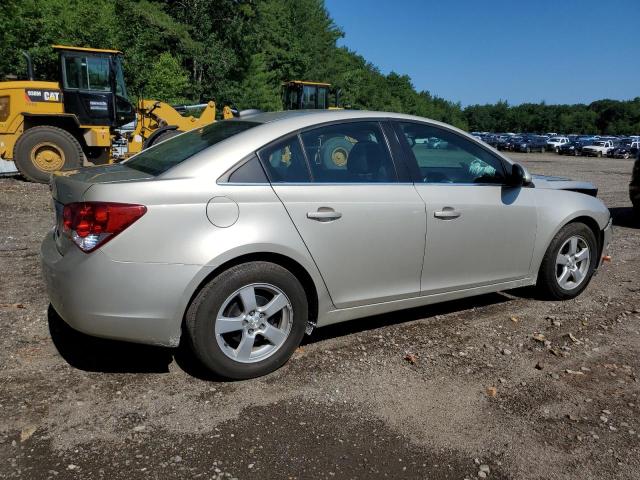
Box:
(41, 230), (203, 347)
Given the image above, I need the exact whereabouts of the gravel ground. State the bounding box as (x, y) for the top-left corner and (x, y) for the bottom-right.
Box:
(0, 152), (638, 480)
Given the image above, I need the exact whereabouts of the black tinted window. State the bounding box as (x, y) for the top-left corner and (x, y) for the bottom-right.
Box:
(228, 156), (268, 183)
(398, 122), (506, 184)
(300, 122), (396, 183)
(258, 136), (311, 183)
(126, 121), (258, 176)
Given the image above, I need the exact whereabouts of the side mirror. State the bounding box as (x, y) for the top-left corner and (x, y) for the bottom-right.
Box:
(508, 163), (532, 187)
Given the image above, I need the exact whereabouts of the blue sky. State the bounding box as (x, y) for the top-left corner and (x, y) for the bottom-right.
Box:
(324, 0), (640, 106)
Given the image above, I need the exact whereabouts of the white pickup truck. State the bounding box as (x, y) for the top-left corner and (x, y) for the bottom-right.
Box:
(582, 140), (615, 157)
(546, 136), (569, 152)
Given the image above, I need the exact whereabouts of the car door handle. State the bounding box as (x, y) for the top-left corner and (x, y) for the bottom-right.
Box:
(307, 209), (342, 221)
(434, 208), (461, 220)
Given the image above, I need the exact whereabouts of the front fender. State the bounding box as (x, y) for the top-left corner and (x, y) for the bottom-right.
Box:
(530, 189), (610, 276)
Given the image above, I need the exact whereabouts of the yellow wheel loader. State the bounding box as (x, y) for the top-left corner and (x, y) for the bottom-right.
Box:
(281, 80), (341, 111)
(0, 46), (231, 183)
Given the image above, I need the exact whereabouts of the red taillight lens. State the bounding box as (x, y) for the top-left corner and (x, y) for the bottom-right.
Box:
(62, 202), (147, 252)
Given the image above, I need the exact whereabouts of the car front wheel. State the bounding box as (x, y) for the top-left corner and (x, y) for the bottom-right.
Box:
(186, 262), (308, 379)
(537, 222), (598, 300)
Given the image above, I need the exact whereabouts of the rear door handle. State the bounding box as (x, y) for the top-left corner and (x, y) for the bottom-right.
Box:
(307, 208), (342, 221)
(434, 208), (461, 220)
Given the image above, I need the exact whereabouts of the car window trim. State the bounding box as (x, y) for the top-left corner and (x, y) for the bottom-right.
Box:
(390, 119), (510, 185)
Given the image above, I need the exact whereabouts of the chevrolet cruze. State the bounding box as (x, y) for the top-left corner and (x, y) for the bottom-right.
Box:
(42, 110), (612, 379)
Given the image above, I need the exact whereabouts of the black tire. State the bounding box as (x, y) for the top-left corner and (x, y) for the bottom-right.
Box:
(13, 126), (85, 183)
(186, 261), (308, 379)
(537, 222), (598, 300)
(143, 129), (181, 150)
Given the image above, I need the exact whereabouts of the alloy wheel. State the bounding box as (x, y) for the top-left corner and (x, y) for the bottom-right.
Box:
(215, 283), (293, 363)
(555, 236), (590, 290)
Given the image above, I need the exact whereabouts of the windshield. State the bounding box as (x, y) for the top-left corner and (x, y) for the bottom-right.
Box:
(549, 137), (562, 142)
(594, 141), (606, 146)
(125, 121), (259, 176)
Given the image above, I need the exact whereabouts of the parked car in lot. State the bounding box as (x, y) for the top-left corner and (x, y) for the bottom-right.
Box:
(514, 135), (547, 153)
(558, 140), (591, 156)
(41, 110), (612, 379)
(547, 136), (570, 152)
(582, 140), (615, 157)
(498, 135), (523, 151)
(609, 139), (640, 159)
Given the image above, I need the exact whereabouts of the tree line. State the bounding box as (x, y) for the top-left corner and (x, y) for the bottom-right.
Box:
(1, 0), (638, 135)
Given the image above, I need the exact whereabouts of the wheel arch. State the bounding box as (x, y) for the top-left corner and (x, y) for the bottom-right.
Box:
(179, 252), (320, 343)
(21, 114), (90, 155)
(565, 215), (605, 260)
(533, 212), (605, 277)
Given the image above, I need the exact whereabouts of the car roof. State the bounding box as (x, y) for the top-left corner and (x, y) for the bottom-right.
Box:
(236, 109), (434, 125)
(164, 109), (514, 179)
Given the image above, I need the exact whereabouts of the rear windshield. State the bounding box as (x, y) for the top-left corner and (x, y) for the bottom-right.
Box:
(125, 121), (258, 175)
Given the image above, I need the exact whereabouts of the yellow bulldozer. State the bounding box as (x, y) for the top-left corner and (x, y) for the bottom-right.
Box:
(0, 45), (232, 183)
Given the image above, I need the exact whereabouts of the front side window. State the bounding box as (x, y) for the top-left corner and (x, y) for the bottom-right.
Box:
(126, 121), (258, 176)
(300, 121), (397, 183)
(114, 57), (128, 98)
(63, 56), (110, 91)
(398, 122), (506, 184)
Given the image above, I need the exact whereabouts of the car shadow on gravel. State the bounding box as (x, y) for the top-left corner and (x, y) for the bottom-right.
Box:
(47, 305), (174, 374)
(303, 292), (511, 345)
(609, 206), (639, 229)
(48, 293), (512, 380)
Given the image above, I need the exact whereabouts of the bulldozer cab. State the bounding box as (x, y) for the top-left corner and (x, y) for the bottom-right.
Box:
(54, 45), (135, 128)
(282, 81), (339, 110)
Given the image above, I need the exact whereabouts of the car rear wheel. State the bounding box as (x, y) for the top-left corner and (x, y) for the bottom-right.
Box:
(185, 261), (308, 379)
(537, 222), (598, 300)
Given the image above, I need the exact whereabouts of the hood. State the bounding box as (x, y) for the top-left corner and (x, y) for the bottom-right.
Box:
(531, 174), (598, 197)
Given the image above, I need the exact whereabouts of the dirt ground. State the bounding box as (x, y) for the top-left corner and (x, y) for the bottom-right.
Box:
(0, 152), (638, 480)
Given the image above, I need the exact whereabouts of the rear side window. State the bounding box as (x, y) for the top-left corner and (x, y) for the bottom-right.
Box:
(300, 121), (397, 183)
(227, 156), (268, 183)
(126, 121), (258, 176)
(258, 136), (311, 183)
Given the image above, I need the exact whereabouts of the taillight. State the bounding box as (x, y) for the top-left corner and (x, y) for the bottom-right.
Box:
(62, 202), (147, 252)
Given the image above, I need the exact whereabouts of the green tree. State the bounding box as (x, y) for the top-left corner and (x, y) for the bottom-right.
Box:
(144, 52), (190, 103)
(236, 53), (281, 111)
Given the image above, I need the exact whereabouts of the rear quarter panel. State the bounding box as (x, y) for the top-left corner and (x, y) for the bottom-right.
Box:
(82, 178), (333, 325)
